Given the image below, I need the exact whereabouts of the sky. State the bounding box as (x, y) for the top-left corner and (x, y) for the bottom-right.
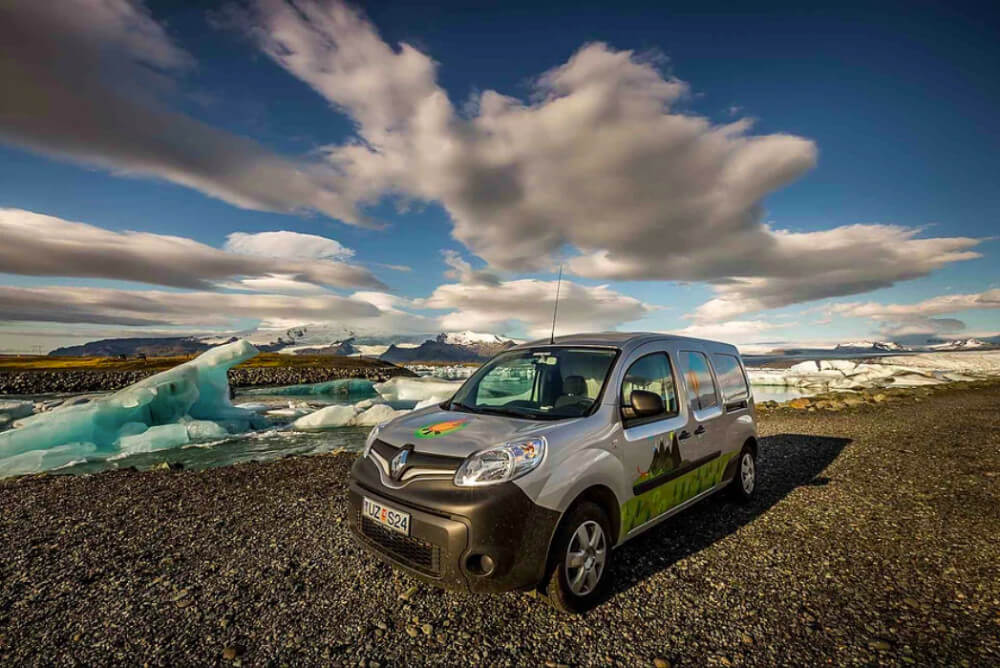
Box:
(0, 0), (997, 353)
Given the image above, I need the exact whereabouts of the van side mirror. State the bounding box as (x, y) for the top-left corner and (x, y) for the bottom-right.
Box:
(630, 390), (664, 418)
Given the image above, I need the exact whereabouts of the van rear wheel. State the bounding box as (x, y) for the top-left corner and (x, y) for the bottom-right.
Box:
(540, 501), (613, 613)
(729, 444), (757, 503)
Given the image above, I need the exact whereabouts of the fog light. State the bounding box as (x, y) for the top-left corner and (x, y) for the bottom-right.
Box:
(466, 553), (496, 576)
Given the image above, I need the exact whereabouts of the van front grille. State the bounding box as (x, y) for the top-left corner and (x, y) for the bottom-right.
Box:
(359, 514), (441, 575)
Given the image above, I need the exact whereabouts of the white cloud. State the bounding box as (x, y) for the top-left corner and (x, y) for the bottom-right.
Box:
(0, 285), (381, 328)
(420, 278), (651, 338)
(0, 0), (362, 221)
(670, 319), (791, 343)
(224, 231), (355, 261)
(238, 0), (982, 317)
(829, 289), (1000, 336)
(0, 209), (383, 290)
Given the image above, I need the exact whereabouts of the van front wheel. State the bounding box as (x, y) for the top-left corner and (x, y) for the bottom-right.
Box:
(541, 501), (613, 613)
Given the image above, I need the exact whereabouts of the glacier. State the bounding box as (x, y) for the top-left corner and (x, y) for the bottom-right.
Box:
(0, 340), (265, 477)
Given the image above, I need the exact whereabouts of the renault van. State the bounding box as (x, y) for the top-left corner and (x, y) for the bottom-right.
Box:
(348, 333), (758, 612)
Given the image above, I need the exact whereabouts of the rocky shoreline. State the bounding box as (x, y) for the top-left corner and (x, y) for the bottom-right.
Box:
(0, 365), (416, 395)
(1, 382), (997, 666)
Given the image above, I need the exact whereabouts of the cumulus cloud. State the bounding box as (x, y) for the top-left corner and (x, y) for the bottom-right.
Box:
(236, 0), (984, 317)
(0, 285), (381, 328)
(689, 225), (983, 322)
(420, 279), (651, 338)
(829, 289), (1000, 337)
(0, 0), (362, 221)
(224, 231), (355, 260)
(670, 319), (791, 343)
(0, 209), (383, 290)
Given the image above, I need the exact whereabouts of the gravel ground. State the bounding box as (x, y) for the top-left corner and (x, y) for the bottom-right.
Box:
(1, 383), (998, 667)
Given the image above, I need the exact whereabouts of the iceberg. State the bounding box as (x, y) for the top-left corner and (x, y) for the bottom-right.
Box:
(372, 376), (463, 402)
(243, 378), (376, 398)
(0, 399), (34, 426)
(291, 402), (407, 431)
(0, 340), (262, 477)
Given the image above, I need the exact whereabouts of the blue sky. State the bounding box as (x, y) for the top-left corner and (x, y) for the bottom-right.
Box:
(0, 0), (997, 352)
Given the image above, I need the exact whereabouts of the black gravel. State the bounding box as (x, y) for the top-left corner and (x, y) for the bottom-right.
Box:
(0, 365), (413, 395)
(1, 383), (997, 666)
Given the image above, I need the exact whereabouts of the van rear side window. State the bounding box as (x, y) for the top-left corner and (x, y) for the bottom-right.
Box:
(681, 351), (718, 411)
(711, 353), (749, 409)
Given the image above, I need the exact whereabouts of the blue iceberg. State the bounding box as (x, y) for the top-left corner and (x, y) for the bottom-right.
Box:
(0, 340), (265, 477)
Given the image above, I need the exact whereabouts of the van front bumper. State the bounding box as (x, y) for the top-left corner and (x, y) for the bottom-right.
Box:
(348, 455), (560, 593)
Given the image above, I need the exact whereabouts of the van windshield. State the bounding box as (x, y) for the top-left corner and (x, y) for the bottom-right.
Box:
(449, 347), (619, 420)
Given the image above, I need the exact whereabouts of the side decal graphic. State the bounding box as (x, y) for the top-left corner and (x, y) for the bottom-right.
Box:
(621, 449), (737, 537)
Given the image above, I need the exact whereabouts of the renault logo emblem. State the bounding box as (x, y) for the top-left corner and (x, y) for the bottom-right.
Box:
(390, 447), (411, 479)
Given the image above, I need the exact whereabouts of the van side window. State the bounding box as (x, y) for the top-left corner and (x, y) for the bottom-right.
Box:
(681, 351), (719, 411)
(620, 353), (678, 424)
(711, 353), (749, 409)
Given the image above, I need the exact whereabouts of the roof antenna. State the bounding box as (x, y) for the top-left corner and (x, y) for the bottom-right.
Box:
(549, 264), (563, 344)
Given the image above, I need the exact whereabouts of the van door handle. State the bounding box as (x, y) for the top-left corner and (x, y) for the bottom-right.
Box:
(693, 425), (706, 435)
(678, 430), (691, 440)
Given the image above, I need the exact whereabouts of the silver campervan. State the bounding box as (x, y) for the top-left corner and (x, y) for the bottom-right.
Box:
(348, 332), (758, 612)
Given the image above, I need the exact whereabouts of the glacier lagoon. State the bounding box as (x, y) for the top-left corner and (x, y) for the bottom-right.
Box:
(0, 341), (464, 478)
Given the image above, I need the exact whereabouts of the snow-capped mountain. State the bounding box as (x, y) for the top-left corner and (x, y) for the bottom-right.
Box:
(927, 338), (987, 350)
(834, 340), (909, 352)
(380, 332), (518, 363)
(439, 331), (519, 346)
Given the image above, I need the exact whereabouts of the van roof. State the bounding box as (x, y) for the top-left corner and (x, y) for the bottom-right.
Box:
(513, 332), (741, 356)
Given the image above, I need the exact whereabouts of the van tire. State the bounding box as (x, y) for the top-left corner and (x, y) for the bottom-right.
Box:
(729, 444), (757, 503)
(540, 501), (613, 613)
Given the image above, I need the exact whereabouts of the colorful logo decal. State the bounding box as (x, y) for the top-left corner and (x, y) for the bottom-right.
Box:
(414, 419), (471, 439)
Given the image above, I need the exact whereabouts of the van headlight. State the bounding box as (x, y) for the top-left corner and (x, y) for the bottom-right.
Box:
(454, 437), (546, 487)
(362, 422), (386, 459)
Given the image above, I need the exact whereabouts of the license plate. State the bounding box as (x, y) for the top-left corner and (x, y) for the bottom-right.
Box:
(362, 497), (411, 536)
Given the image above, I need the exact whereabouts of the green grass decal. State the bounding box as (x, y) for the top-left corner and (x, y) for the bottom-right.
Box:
(620, 451), (736, 537)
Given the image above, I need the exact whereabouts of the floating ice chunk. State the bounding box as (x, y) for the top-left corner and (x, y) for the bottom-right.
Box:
(352, 404), (406, 426)
(373, 376), (463, 402)
(233, 402), (270, 412)
(118, 424), (190, 454)
(266, 401), (314, 418)
(0, 442), (99, 478)
(184, 420), (230, 441)
(0, 400), (33, 426)
(292, 405), (358, 431)
(0, 339), (260, 477)
(243, 378), (376, 398)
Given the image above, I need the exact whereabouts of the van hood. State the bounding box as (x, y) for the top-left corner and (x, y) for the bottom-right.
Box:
(377, 407), (568, 458)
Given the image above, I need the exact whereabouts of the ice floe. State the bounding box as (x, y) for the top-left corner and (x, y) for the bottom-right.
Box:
(747, 351), (1000, 392)
(372, 376), (463, 402)
(291, 402), (408, 431)
(0, 340), (265, 477)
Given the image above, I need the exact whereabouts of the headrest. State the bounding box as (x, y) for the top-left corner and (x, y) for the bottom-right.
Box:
(563, 375), (587, 396)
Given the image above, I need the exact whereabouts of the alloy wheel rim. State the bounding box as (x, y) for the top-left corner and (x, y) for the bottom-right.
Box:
(741, 453), (755, 493)
(565, 520), (607, 596)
